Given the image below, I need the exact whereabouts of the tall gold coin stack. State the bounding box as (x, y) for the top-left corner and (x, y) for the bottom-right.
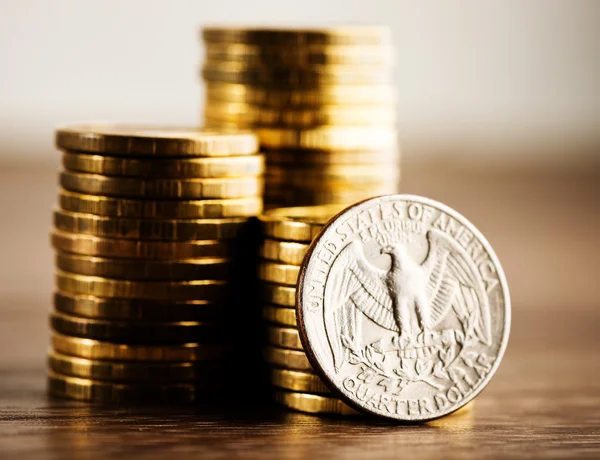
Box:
(48, 124), (264, 403)
(258, 206), (359, 415)
(200, 26), (400, 207)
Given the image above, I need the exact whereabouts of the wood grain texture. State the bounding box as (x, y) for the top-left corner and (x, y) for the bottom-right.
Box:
(0, 164), (598, 459)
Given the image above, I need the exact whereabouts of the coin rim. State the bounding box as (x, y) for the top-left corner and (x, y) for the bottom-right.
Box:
(61, 151), (265, 178)
(263, 346), (312, 371)
(47, 369), (214, 402)
(55, 124), (258, 157)
(258, 261), (300, 286)
(260, 239), (309, 266)
(47, 350), (214, 382)
(270, 368), (331, 394)
(204, 82), (398, 106)
(50, 332), (230, 361)
(58, 190), (263, 219)
(273, 390), (359, 415)
(53, 290), (222, 321)
(51, 230), (232, 259)
(53, 209), (248, 241)
(59, 170), (263, 200)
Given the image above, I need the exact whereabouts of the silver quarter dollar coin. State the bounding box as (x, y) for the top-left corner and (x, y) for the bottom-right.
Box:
(297, 195), (510, 421)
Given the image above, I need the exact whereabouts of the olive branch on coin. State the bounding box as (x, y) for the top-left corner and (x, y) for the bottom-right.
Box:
(340, 327), (465, 392)
(341, 334), (407, 394)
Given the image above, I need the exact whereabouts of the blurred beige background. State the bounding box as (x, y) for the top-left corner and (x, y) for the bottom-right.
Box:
(0, 1), (598, 367)
(0, 0), (598, 165)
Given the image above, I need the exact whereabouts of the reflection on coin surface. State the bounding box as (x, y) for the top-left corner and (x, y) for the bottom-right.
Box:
(297, 195), (510, 421)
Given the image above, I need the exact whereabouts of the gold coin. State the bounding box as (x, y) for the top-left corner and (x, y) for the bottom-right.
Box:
(204, 102), (396, 127)
(201, 26), (391, 46)
(47, 370), (217, 403)
(256, 126), (398, 150)
(258, 262), (299, 286)
(263, 305), (297, 327)
(48, 350), (217, 382)
(267, 162), (399, 178)
(266, 185), (399, 206)
(62, 151), (265, 178)
(263, 283), (296, 307)
(50, 311), (222, 344)
(58, 190), (262, 219)
(59, 171), (263, 199)
(271, 368), (330, 394)
(56, 270), (227, 300)
(51, 332), (230, 361)
(53, 291), (223, 322)
(259, 205), (344, 242)
(266, 165), (400, 188)
(260, 239), (308, 266)
(266, 325), (303, 350)
(205, 82), (398, 106)
(264, 180), (399, 198)
(204, 43), (395, 67)
(55, 251), (231, 281)
(55, 124), (258, 157)
(264, 346), (312, 371)
(201, 62), (392, 87)
(274, 390), (359, 415)
(51, 230), (231, 259)
(53, 210), (248, 241)
(265, 148), (400, 165)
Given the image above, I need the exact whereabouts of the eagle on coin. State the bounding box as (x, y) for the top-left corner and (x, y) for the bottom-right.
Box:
(324, 229), (492, 373)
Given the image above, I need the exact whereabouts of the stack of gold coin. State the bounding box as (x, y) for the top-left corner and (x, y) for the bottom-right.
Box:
(257, 205), (359, 415)
(200, 26), (400, 207)
(48, 124), (264, 403)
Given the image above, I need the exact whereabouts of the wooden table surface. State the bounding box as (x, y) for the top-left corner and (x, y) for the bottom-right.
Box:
(0, 163), (598, 459)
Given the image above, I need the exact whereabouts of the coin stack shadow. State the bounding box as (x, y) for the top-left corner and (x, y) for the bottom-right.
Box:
(257, 205), (359, 415)
(200, 26), (400, 207)
(48, 125), (264, 403)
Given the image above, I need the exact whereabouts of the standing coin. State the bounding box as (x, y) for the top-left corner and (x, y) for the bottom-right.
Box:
(297, 195), (511, 421)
